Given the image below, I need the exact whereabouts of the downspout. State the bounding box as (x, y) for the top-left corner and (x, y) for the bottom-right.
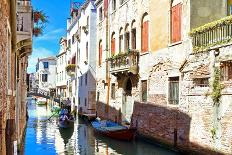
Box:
(105, 0), (110, 116)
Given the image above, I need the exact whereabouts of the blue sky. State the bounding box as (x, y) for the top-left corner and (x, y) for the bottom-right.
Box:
(28, 0), (83, 73)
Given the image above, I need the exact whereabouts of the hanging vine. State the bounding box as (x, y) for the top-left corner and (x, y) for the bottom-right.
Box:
(33, 10), (48, 37)
(211, 67), (223, 106)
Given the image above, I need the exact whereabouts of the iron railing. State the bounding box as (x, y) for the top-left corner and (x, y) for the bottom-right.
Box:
(190, 16), (232, 52)
(109, 49), (139, 74)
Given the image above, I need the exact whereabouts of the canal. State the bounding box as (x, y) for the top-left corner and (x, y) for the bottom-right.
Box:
(23, 99), (180, 155)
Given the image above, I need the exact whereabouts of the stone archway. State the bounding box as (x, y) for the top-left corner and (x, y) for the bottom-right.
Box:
(122, 77), (133, 124)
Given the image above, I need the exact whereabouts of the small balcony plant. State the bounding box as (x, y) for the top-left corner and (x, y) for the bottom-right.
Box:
(66, 64), (76, 76)
(33, 10), (48, 37)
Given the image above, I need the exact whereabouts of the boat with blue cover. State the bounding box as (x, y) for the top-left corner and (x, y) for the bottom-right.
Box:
(91, 120), (136, 141)
(58, 109), (74, 128)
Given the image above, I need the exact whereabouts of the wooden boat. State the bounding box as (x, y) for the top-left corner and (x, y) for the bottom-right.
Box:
(91, 120), (136, 141)
(58, 115), (74, 128)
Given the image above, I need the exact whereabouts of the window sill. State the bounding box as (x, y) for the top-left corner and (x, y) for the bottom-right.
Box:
(167, 103), (179, 107)
(168, 41), (182, 47)
(140, 51), (150, 56)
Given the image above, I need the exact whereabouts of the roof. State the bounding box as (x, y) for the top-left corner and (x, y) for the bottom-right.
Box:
(38, 56), (56, 61)
(189, 65), (210, 79)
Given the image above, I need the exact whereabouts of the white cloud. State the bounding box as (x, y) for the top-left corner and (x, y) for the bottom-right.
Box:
(34, 28), (64, 41)
(27, 47), (56, 73)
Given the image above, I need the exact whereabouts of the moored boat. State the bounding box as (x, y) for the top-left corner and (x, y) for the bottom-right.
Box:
(36, 97), (47, 106)
(91, 120), (136, 141)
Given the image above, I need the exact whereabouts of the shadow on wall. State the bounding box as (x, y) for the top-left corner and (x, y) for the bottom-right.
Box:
(96, 101), (224, 155)
(77, 69), (96, 114)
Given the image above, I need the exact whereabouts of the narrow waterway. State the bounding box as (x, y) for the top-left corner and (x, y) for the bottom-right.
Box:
(23, 99), (180, 155)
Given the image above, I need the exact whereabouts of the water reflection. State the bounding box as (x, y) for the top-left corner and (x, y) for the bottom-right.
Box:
(23, 99), (179, 155)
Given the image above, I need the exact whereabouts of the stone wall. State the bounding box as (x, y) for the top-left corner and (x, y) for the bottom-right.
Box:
(0, 1), (17, 155)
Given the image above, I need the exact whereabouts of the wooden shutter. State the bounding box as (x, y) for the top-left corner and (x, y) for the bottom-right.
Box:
(99, 43), (102, 65)
(171, 3), (182, 43)
(142, 21), (149, 53)
(111, 38), (115, 55)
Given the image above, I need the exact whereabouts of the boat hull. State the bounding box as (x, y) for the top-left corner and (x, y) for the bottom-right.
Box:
(91, 120), (136, 141)
(58, 119), (74, 128)
(93, 128), (136, 141)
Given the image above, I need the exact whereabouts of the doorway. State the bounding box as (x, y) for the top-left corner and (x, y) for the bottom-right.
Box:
(122, 78), (133, 123)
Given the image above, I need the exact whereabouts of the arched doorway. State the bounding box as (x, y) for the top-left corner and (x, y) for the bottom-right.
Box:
(122, 78), (133, 123)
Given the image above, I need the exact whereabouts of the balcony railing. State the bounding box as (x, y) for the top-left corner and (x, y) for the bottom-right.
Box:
(108, 49), (139, 75)
(190, 16), (232, 52)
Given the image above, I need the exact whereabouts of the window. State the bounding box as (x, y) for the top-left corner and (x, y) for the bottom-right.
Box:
(99, 7), (103, 21)
(141, 80), (147, 102)
(87, 16), (89, 27)
(111, 33), (115, 55)
(168, 77), (179, 105)
(85, 73), (88, 86)
(112, 0), (116, 11)
(194, 78), (209, 87)
(85, 98), (87, 106)
(142, 14), (149, 53)
(71, 54), (76, 64)
(42, 74), (48, 82)
(99, 40), (102, 66)
(221, 61), (232, 81)
(125, 31), (130, 51)
(86, 42), (88, 61)
(119, 28), (123, 53)
(111, 83), (116, 99)
(72, 34), (75, 44)
(80, 76), (83, 86)
(171, 3), (182, 43)
(131, 28), (136, 49)
(43, 62), (49, 69)
(68, 39), (71, 48)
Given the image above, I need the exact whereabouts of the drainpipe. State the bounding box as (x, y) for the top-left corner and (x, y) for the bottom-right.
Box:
(105, 0), (110, 116)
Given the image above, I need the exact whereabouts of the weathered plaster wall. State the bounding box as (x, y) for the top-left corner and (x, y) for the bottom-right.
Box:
(190, 0), (227, 29)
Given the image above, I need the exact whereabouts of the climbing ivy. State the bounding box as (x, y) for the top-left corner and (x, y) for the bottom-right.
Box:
(211, 67), (223, 106)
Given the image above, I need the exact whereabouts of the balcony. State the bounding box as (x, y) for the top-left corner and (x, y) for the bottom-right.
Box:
(65, 64), (76, 76)
(190, 16), (232, 53)
(108, 49), (139, 75)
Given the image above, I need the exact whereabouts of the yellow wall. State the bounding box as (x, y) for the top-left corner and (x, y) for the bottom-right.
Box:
(149, 0), (169, 52)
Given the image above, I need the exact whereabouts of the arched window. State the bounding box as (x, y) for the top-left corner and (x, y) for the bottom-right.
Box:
(99, 40), (102, 66)
(119, 27), (123, 53)
(131, 20), (136, 49)
(111, 32), (115, 55)
(141, 13), (149, 53)
(124, 24), (130, 52)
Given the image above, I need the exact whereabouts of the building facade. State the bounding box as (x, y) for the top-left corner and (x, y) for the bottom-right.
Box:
(0, 1), (17, 154)
(56, 37), (68, 99)
(66, 0), (97, 113)
(16, 0), (33, 151)
(95, 0), (231, 154)
(36, 57), (56, 92)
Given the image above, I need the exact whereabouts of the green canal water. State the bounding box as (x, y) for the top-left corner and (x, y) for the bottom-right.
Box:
(22, 99), (180, 155)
